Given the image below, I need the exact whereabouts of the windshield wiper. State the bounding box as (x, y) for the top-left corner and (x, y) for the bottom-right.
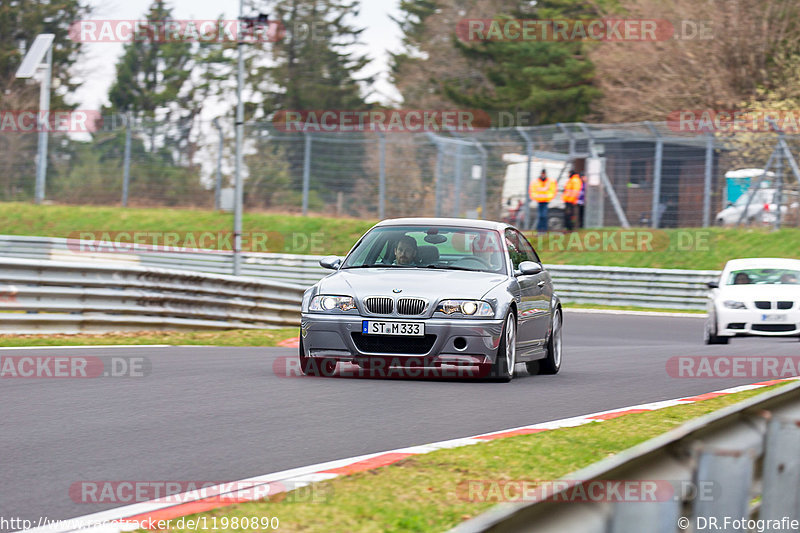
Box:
(342, 264), (402, 269)
(422, 264), (479, 272)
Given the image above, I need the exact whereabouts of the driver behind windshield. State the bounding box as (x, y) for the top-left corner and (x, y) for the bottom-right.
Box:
(393, 235), (418, 265)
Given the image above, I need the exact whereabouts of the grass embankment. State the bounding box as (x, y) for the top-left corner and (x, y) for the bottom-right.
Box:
(140, 383), (789, 533)
(2, 202), (799, 269)
(0, 328), (299, 348)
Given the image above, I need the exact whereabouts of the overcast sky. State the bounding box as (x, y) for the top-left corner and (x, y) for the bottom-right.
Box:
(74, 0), (403, 110)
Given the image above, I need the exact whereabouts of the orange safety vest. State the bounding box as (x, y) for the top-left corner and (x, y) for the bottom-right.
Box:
(563, 173), (583, 204)
(530, 177), (557, 203)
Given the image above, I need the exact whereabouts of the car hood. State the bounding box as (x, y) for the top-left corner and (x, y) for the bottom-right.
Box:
(319, 268), (508, 300)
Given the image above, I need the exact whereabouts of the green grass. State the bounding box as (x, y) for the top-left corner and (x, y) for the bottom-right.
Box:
(140, 383), (789, 533)
(2, 202), (799, 269)
(0, 328), (298, 347)
(0, 202), (374, 256)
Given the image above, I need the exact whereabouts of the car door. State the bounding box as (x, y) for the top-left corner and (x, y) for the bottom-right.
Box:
(514, 229), (552, 344)
(505, 229), (547, 354)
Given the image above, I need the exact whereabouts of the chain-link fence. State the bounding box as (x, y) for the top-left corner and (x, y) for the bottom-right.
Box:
(2, 116), (799, 229)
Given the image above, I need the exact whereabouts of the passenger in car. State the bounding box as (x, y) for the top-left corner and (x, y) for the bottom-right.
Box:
(733, 272), (752, 285)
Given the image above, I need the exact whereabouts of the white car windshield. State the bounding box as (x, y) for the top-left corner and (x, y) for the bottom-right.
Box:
(726, 268), (800, 285)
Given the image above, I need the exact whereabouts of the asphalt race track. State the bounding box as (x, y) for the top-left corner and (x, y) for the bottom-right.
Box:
(3, 312), (799, 528)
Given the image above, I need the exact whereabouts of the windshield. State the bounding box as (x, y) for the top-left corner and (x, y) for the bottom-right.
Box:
(342, 226), (507, 273)
(726, 268), (800, 285)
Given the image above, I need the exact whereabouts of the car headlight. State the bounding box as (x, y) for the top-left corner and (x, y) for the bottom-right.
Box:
(723, 300), (747, 310)
(309, 295), (357, 312)
(436, 300), (494, 317)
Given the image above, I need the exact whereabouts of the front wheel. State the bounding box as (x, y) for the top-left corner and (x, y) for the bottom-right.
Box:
(482, 313), (516, 382)
(534, 309), (562, 375)
(703, 312), (729, 345)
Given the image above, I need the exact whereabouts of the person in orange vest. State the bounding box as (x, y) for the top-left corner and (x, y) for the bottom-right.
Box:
(529, 169), (557, 233)
(563, 170), (584, 232)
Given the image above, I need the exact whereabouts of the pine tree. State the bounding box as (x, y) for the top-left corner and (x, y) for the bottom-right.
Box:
(106, 0), (198, 163)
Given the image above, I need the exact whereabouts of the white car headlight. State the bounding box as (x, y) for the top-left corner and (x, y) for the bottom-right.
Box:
(309, 295), (357, 312)
(436, 300), (494, 317)
(723, 300), (747, 310)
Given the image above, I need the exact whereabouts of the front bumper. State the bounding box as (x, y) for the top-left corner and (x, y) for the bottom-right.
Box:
(716, 308), (800, 337)
(300, 313), (505, 366)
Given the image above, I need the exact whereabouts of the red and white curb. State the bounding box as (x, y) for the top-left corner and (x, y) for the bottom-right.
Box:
(21, 377), (799, 533)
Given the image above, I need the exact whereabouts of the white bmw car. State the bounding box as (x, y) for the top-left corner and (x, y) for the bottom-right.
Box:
(705, 258), (800, 344)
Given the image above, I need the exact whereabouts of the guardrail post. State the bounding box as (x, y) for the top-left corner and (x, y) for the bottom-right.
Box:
(692, 449), (754, 531)
(610, 501), (679, 533)
(760, 416), (800, 521)
(122, 110), (132, 207)
(302, 132), (312, 216)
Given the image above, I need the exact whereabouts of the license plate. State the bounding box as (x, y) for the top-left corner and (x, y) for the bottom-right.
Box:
(362, 321), (424, 336)
(761, 314), (787, 322)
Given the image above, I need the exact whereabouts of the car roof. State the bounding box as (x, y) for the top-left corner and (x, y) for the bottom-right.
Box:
(723, 258), (800, 271)
(374, 217), (510, 231)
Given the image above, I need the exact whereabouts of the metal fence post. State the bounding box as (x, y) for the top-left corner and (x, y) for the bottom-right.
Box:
(518, 128), (534, 229)
(34, 45), (53, 204)
(703, 134), (714, 227)
(775, 142), (784, 230)
(378, 132), (386, 219)
(121, 111), (132, 207)
(454, 144), (463, 217)
(302, 132), (312, 216)
(473, 141), (488, 219)
(579, 124), (630, 228)
(645, 122), (662, 228)
(213, 118), (223, 210)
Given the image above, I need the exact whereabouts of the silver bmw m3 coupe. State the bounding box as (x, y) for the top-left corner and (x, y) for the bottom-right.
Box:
(299, 218), (562, 381)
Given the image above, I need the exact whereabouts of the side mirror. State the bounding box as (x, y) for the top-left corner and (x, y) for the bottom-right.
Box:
(706, 281), (719, 289)
(516, 261), (543, 276)
(319, 255), (343, 270)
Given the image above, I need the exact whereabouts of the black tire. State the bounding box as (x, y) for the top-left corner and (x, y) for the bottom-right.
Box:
(485, 312), (516, 382)
(298, 336), (337, 376)
(538, 309), (562, 375)
(703, 312), (729, 345)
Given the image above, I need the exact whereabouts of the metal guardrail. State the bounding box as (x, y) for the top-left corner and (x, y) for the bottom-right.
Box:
(0, 235), (720, 310)
(451, 380), (800, 533)
(0, 257), (305, 334)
